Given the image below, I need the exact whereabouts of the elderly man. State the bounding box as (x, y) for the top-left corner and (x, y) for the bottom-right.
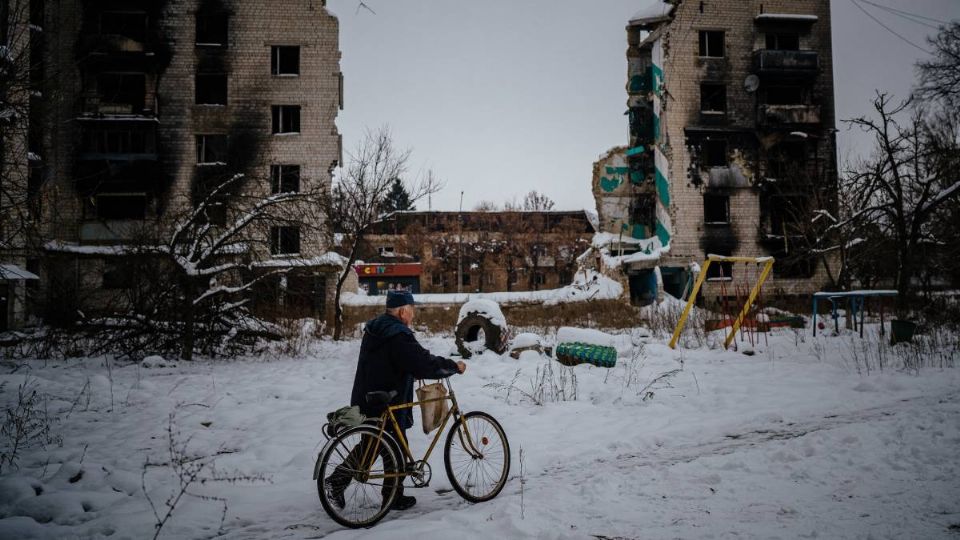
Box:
(328, 290), (466, 511)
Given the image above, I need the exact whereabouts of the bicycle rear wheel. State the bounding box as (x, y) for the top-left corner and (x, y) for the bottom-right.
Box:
(317, 425), (401, 528)
(443, 411), (510, 502)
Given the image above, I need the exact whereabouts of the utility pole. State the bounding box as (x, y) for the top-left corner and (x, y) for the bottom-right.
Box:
(457, 191), (464, 293)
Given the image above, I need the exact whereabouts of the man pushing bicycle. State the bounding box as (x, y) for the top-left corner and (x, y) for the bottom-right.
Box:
(326, 290), (466, 511)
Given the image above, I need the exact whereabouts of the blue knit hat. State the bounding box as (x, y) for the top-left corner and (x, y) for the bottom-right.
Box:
(386, 290), (415, 308)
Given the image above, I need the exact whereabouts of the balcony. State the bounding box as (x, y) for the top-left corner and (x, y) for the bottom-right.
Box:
(760, 104), (821, 126)
(752, 50), (819, 76)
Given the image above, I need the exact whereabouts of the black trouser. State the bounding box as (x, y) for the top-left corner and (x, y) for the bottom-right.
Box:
(327, 423), (407, 501)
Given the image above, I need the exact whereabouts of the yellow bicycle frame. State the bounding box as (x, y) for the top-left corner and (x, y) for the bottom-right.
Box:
(359, 379), (483, 482)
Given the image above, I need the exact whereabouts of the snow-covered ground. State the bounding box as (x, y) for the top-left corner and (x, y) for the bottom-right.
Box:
(1, 324), (959, 539)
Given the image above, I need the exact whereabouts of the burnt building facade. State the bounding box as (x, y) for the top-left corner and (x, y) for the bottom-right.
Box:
(592, 0), (838, 303)
(355, 211), (595, 295)
(1, 0), (344, 328)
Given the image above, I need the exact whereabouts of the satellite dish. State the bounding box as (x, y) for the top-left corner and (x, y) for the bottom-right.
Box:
(744, 75), (760, 93)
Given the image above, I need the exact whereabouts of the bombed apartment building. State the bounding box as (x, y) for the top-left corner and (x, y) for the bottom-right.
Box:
(0, 0), (344, 329)
(353, 211), (595, 295)
(591, 0), (838, 305)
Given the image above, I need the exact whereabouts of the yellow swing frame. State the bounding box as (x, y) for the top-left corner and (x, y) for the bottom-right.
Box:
(668, 255), (775, 350)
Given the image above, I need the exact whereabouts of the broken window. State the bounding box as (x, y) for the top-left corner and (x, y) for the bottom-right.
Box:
(702, 139), (728, 168)
(698, 31), (725, 58)
(96, 194), (146, 220)
(703, 194), (730, 225)
(534, 273), (546, 286)
(100, 11), (148, 42)
(706, 254), (733, 281)
(195, 73), (227, 105)
(700, 83), (727, 113)
(766, 33), (800, 51)
(83, 127), (154, 155)
(271, 46), (300, 76)
(196, 134), (227, 164)
(765, 86), (804, 106)
(769, 195), (805, 236)
(767, 142), (806, 179)
(98, 73), (146, 111)
(202, 201), (227, 226)
(270, 164), (301, 193)
(271, 226), (300, 255)
(102, 260), (134, 289)
(631, 196), (656, 230)
(0, 0), (8, 46)
(271, 105), (300, 134)
(196, 13), (228, 46)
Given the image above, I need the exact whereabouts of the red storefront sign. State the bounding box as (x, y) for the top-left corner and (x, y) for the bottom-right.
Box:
(355, 263), (422, 277)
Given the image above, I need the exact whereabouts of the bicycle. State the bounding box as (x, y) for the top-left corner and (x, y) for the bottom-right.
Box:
(313, 378), (510, 528)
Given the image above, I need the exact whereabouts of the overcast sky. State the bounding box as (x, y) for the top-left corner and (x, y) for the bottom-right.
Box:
(328, 0), (959, 211)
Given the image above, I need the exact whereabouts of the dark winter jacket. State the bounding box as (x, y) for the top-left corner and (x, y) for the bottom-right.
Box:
(350, 314), (460, 430)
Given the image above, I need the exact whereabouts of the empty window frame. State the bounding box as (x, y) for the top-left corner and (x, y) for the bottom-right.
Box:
(702, 139), (728, 167)
(102, 260), (134, 289)
(99, 11), (148, 42)
(196, 13), (228, 46)
(431, 273), (443, 287)
(698, 30), (725, 57)
(83, 127), (153, 155)
(271, 46), (300, 76)
(98, 73), (146, 110)
(271, 226), (301, 255)
(1, 0), (9, 46)
(766, 32), (800, 51)
(703, 194), (730, 224)
(195, 73), (227, 105)
(706, 254), (734, 281)
(765, 86), (805, 106)
(195, 134), (227, 164)
(96, 194), (146, 220)
(270, 164), (301, 193)
(271, 105), (301, 134)
(700, 83), (727, 113)
(767, 142), (807, 179)
(533, 273), (546, 286)
(461, 273), (471, 286)
(203, 200), (227, 226)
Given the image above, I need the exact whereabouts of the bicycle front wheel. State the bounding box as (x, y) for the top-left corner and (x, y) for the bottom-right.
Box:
(317, 425), (401, 528)
(443, 411), (510, 502)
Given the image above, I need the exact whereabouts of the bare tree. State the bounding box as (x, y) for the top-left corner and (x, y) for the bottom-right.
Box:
(917, 22), (960, 108)
(83, 172), (329, 360)
(329, 127), (440, 340)
(843, 93), (960, 311)
(473, 200), (499, 212)
(520, 190), (555, 212)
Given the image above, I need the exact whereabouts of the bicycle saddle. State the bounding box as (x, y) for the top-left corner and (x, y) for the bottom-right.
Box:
(365, 390), (398, 407)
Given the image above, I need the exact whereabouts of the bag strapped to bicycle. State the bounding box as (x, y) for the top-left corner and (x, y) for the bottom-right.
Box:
(415, 380), (448, 434)
(323, 405), (367, 440)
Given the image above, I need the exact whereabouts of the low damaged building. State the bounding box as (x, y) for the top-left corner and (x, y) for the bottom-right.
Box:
(354, 210), (595, 295)
(590, 0), (838, 305)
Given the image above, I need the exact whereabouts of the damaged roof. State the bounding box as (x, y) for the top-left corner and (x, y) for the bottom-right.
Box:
(629, 0), (675, 26)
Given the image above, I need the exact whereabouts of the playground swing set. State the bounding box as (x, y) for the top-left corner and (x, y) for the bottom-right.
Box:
(668, 255), (904, 349)
(669, 255), (775, 350)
